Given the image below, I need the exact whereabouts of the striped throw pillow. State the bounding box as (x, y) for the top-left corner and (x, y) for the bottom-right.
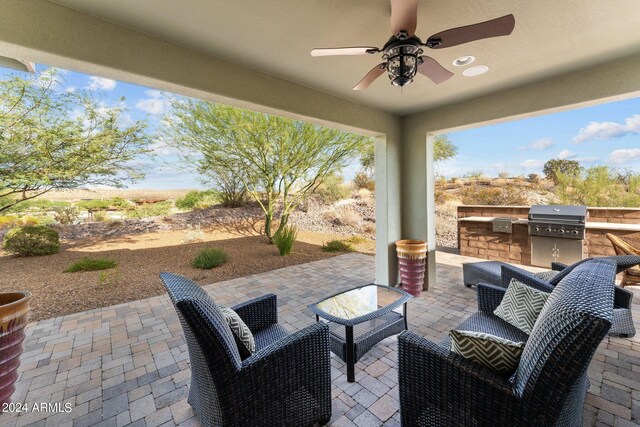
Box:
(494, 278), (549, 334)
(450, 330), (525, 375)
(219, 306), (256, 357)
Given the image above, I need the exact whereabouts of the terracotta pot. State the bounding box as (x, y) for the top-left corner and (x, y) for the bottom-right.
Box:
(0, 292), (30, 405)
(396, 240), (427, 297)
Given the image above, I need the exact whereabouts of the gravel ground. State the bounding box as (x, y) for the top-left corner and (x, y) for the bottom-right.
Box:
(0, 228), (339, 321)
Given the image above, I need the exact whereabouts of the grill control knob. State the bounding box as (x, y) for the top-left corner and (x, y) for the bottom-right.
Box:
(572, 230), (579, 235)
(534, 227), (539, 232)
(545, 228), (552, 232)
(559, 229), (565, 234)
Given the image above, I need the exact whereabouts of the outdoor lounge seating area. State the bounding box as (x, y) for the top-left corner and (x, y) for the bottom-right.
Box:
(4, 252), (639, 427)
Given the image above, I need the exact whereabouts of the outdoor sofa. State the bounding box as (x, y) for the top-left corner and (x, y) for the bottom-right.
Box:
(160, 272), (332, 427)
(398, 258), (616, 426)
(462, 255), (639, 337)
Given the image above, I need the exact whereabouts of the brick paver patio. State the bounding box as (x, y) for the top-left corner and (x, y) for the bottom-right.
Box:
(2, 252), (639, 427)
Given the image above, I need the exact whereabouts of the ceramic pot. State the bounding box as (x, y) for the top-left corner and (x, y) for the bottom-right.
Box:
(0, 292), (30, 405)
(396, 240), (427, 297)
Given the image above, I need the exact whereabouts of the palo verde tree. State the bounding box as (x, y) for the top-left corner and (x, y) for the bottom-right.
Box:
(0, 70), (152, 212)
(165, 101), (369, 242)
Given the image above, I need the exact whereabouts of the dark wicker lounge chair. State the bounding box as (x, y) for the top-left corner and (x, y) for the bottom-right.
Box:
(160, 272), (331, 427)
(398, 258), (616, 426)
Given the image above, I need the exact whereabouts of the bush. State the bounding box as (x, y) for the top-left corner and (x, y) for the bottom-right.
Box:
(108, 197), (132, 210)
(192, 248), (229, 269)
(52, 206), (80, 225)
(76, 199), (112, 211)
(353, 172), (375, 191)
(126, 201), (172, 218)
(6, 199), (70, 213)
(528, 173), (540, 184)
(315, 174), (351, 203)
(65, 257), (117, 273)
(92, 211), (110, 222)
(543, 159), (581, 184)
(555, 166), (640, 207)
(460, 185), (528, 206)
(323, 208), (362, 227)
(175, 190), (220, 210)
(3, 225), (60, 256)
(273, 225), (297, 256)
(463, 170), (485, 180)
(498, 171), (510, 179)
(322, 240), (355, 252)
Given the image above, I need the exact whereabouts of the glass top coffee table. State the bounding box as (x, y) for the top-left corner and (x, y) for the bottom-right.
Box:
(309, 284), (412, 382)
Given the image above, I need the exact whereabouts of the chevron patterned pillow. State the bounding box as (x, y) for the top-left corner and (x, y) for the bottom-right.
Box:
(494, 278), (549, 334)
(219, 306), (256, 356)
(450, 330), (525, 375)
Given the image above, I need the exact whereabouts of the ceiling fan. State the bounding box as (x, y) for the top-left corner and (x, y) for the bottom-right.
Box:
(310, 0), (515, 90)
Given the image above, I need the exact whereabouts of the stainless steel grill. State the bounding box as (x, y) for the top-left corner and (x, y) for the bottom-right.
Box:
(528, 205), (587, 267)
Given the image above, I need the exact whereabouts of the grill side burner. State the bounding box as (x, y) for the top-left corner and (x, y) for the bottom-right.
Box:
(528, 205), (587, 267)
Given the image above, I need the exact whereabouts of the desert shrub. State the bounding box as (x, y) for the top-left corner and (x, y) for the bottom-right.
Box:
(498, 171), (510, 179)
(92, 210), (110, 222)
(3, 225), (60, 256)
(555, 166), (640, 207)
(322, 240), (354, 252)
(323, 208), (362, 227)
(108, 197), (132, 210)
(6, 199), (70, 213)
(126, 201), (172, 218)
(344, 235), (367, 245)
(528, 173), (540, 184)
(463, 170), (485, 180)
(363, 223), (376, 235)
(543, 159), (581, 184)
(353, 172), (375, 191)
(273, 225), (297, 256)
(316, 174), (351, 203)
(435, 189), (449, 204)
(0, 215), (45, 228)
(183, 224), (205, 243)
(76, 199), (112, 211)
(460, 185), (527, 206)
(97, 269), (122, 286)
(192, 248), (229, 269)
(65, 257), (117, 273)
(175, 190), (220, 210)
(52, 206), (80, 225)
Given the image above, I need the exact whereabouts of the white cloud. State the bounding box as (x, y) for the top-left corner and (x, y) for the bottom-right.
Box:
(530, 138), (555, 150)
(609, 148), (640, 164)
(558, 149), (576, 160)
(519, 159), (544, 169)
(87, 76), (117, 91)
(135, 89), (172, 114)
(64, 86), (77, 93)
(573, 114), (640, 143)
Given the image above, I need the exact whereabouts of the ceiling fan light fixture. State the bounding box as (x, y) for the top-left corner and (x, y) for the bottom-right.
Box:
(453, 55), (475, 66)
(386, 45), (420, 87)
(462, 65), (489, 77)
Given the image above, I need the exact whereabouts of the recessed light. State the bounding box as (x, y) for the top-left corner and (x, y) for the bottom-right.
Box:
(453, 56), (475, 66)
(463, 65), (489, 77)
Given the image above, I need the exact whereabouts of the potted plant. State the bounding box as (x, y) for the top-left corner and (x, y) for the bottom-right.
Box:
(396, 240), (427, 297)
(0, 292), (30, 405)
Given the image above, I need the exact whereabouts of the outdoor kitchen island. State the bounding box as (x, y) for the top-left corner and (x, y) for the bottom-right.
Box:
(457, 205), (640, 268)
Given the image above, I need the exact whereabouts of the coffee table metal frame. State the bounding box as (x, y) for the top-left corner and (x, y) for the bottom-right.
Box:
(309, 284), (412, 382)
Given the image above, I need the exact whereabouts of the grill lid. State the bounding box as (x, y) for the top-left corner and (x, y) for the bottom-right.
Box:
(528, 205), (587, 223)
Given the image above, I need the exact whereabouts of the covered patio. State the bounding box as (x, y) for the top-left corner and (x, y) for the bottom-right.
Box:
(3, 253), (640, 427)
(1, 1), (640, 426)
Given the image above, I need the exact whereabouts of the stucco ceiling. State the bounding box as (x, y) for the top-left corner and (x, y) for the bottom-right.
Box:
(50, 0), (640, 115)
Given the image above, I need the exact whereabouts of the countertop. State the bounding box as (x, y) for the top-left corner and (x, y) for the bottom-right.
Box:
(459, 216), (640, 232)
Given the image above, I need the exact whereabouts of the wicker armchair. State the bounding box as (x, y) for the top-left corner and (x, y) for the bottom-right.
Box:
(606, 233), (640, 287)
(159, 272), (331, 427)
(398, 259), (615, 427)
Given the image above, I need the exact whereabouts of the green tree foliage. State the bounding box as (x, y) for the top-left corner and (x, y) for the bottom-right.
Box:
(543, 159), (582, 184)
(0, 70), (152, 213)
(3, 225), (60, 256)
(165, 101), (368, 241)
(555, 166), (640, 207)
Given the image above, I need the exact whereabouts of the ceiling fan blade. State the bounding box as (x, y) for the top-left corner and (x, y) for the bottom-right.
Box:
(425, 14), (515, 49)
(311, 47), (380, 57)
(390, 0), (418, 38)
(417, 56), (454, 84)
(353, 64), (387, 90)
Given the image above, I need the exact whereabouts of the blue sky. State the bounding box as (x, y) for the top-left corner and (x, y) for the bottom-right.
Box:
(2, 65), (639, 188)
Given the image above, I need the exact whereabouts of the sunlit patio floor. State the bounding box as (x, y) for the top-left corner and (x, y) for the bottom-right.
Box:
(2, 252), (639, 427)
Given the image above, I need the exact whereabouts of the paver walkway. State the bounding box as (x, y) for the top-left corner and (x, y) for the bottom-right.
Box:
(2, 252), (639, 426)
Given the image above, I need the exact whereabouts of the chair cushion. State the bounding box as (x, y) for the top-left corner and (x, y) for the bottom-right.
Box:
(450, 330), (525, 376)
(494, 279), (549, 334)
(220, 306), (256, 357)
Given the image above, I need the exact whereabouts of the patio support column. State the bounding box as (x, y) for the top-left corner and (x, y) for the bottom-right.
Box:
(375, 134), (402, 286)
(398, 124), (436, 290)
